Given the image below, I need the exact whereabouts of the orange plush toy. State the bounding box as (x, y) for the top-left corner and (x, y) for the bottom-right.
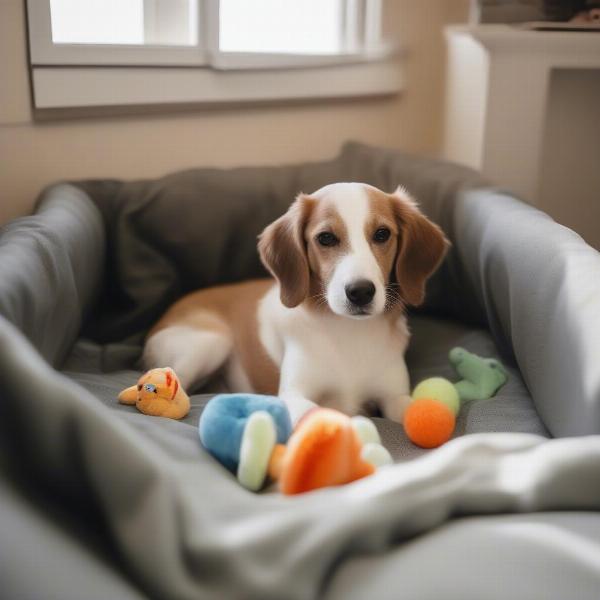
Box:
(199, 396), (393, 494)
(118, 367), (190, 419)
(268, 408), (391, 495)
(403, 397), (456, 449)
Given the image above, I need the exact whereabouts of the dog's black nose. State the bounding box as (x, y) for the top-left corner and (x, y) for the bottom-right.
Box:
(345, 280), (375, 307)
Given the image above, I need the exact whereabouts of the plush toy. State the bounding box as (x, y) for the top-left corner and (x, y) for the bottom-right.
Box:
(404, 378), (458, 449)
(125, 346), (508, 486)
(198, 393), (292, 491)
(118, 367), (190, 419)
(404, 347), (508, 449)
(449, 347), (508, 402)
(199, 395), (392, 493)
(271, 410), (392, 495)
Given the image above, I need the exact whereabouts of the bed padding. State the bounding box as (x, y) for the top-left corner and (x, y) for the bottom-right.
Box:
(1, 142), (600, 600)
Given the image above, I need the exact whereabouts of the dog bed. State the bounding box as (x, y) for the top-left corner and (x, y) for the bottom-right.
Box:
(1, 142), (600, 599)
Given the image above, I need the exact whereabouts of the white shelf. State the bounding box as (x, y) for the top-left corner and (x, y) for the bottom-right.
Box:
(443, 25), (600, 203)
(449, 24), (600, 59)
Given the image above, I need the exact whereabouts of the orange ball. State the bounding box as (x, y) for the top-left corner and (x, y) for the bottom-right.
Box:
(404, 398), (456, 449)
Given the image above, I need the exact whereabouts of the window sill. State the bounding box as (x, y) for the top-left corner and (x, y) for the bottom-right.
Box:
(31, 57), (404, 116)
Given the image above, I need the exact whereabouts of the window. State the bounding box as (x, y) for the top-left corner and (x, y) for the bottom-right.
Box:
(49, 0), (198, 46)
(27, 0), (402, 111)
(50, 0), (146, 45)
(29, 0), (205, 65)
(219, 0), (344, 55)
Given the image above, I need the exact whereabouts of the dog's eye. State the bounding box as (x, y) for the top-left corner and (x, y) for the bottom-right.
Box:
(373, 228), (391, 243)
(144, 383), (157, 394)
(316, 232), (339, 247)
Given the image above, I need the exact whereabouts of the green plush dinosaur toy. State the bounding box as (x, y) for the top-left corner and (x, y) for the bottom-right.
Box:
(449, 347), (508, 402)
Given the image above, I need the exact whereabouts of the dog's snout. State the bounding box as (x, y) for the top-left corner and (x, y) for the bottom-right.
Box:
(345, 280), (376, 307)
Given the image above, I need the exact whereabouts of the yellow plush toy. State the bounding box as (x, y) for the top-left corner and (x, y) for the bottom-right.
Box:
(118, 367), (190, 419)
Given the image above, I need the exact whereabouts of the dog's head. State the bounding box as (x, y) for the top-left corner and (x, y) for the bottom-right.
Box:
(258, 183), (449, 318)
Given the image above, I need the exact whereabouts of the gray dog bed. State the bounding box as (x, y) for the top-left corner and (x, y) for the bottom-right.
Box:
(1, 142), (600, 600)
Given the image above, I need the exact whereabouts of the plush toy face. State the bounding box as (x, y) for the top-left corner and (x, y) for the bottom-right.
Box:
(118, 367), (190, 419)
(136, 367), (180, 405)
(450, 347), (507, 384)
(483, 358), (508, 386)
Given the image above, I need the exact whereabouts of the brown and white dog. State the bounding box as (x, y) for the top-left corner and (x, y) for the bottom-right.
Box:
(143, 183), (449, 424)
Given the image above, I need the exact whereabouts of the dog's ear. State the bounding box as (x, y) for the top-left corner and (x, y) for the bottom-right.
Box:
(390, 187), (449, 307)
(258, 194), (315, 308)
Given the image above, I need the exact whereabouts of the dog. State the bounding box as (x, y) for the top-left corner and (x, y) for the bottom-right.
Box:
(143, 183), (449, 424)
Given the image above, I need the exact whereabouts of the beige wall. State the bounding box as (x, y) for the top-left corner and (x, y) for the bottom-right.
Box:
(540, 69), (600, 250)
(0, 0), (469, 224)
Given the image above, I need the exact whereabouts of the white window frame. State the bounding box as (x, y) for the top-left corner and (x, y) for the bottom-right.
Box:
(27, 0), (403, 111)
(28, 0), (207, 66)
(205, 0), (393, 70)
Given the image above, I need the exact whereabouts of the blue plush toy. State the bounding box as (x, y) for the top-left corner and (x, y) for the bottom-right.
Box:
(199, 393), (292, 490)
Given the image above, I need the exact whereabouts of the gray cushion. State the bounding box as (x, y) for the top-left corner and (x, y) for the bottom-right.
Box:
(74, 141), (487, 343)
(0, 184), (104, 366)
(453, 189), (600, 436)
(325, 512), (600, 600)
(0, 464), (148, 600)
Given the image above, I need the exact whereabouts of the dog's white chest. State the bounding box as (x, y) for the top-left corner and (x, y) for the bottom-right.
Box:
(258, 288), (411, 415)
(302, 324), (406, 404)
